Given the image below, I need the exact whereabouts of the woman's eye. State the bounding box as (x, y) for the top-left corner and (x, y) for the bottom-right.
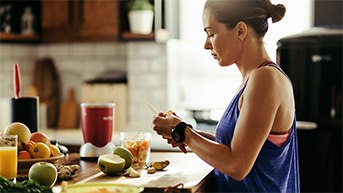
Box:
(208, 34), (214, 38)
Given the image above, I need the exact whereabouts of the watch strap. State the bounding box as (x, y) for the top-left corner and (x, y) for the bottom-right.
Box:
(172, 122), (192, 143)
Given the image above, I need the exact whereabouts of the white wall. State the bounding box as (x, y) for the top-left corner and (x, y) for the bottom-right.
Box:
(0, 42), (168, 132)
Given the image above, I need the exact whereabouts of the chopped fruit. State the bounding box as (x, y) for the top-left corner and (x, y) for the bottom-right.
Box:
(123, 167), (140, 177)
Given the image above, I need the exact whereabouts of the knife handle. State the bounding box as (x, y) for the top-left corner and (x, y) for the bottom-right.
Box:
(163, 110), (187, 154)
(179, 144), (187, 154)
(13, 63), (21, 99)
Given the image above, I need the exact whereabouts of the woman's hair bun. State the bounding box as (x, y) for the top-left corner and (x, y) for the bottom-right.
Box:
(270, 4), (286, 23)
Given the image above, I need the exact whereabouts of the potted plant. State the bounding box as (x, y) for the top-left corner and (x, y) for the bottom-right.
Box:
(127, 0), (154, 34)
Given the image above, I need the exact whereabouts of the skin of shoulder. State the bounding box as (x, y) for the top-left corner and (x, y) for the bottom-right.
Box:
(226, 66), (294, 177)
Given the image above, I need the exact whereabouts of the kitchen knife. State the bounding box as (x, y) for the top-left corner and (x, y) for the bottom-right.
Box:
(143, 99), (188, 154)
(143, 99), (158, 114)
(13, 63), (21, 99)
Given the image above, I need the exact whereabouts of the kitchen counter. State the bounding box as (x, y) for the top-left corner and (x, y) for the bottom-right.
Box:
(41, 120), (313, 151)
(39, 128), (186, 152)
(51, 152), (213, 192)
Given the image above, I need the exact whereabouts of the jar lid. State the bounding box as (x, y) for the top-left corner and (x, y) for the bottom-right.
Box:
(81, 103), (115, 108)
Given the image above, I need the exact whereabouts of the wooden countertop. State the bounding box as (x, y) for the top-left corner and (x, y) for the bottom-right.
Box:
(21, 152), (213, 193)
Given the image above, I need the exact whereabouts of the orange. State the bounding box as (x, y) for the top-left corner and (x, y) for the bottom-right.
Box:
(141, 140), (150, 151)
(29, 142), (50, 158)
(18, 150), (31, 159)
(126, 147), (138, 157)
(50, 148), (54, 157)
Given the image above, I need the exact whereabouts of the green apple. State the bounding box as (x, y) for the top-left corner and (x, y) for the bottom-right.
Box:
(112, 146), (133, 169)
(4, 122), (31, 150)
(28, 162), (57, 187)
(98, 154), (125, 175)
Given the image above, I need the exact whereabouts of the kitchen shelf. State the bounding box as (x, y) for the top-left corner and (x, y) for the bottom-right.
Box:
(120, 31), (154, 41)
(0, 33), (40, 42)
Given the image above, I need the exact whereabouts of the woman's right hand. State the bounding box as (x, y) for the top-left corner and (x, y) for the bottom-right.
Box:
(152, 112), (183, 145)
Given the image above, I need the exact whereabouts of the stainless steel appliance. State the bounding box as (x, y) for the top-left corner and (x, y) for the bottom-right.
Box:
(277, 28), (342, 192)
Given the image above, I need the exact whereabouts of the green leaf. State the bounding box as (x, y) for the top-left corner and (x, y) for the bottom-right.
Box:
(0, 175), (52, 193)
(127, 0), (154, 11)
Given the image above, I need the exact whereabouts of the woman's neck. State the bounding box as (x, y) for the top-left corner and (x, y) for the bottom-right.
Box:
(236, 38), (271, 82)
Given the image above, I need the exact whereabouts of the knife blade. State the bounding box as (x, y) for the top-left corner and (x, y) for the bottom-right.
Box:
(143, 99), (187, 154)
(143, 99), (158, 114)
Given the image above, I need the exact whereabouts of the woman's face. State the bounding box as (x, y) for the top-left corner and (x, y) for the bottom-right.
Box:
(203, 10), (241, 67)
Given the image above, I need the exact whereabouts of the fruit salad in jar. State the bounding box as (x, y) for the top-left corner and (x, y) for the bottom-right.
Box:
(120, 132), (151, 168)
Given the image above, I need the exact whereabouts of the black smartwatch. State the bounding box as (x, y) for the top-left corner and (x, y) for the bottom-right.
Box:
(171, 122), (193, 144)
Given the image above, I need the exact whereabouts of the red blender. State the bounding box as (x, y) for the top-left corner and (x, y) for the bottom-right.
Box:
(79, 103), (115, 159)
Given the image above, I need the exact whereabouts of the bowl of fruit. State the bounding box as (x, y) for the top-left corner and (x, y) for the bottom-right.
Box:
(2, 122), (64, 170)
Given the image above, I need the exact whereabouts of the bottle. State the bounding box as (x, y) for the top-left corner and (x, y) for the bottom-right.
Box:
(21, 6), (35, 35)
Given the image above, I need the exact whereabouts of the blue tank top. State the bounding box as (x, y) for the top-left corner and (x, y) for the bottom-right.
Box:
(213, 62), (300, 192)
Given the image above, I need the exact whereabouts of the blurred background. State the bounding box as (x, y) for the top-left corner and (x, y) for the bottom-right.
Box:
(0, 0), (341, 192)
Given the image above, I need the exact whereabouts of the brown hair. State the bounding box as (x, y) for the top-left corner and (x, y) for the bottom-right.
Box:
(204, 0), (286, 38)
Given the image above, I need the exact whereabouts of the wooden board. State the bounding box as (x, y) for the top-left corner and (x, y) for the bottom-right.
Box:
(75, 152), (213, 192)
(58, 88), (79, 128)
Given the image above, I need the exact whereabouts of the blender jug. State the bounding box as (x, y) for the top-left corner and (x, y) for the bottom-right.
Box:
(79, 103), (115, 158)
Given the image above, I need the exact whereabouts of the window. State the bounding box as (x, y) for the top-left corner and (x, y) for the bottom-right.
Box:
(167, 0), (311, 122)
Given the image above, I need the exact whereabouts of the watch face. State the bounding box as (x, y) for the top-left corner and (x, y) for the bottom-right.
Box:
(173, 132), (181, 141)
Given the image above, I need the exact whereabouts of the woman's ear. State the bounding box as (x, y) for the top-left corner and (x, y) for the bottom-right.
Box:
(236, 21), (248, 42)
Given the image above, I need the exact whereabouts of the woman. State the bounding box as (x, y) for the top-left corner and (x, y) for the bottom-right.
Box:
(152, 0), (300, 192)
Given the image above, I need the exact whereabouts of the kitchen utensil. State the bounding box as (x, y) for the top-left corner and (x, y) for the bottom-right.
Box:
(13, 64), (21, 99)
(55, 140), (68, 154)
(58, 88), (79, 128)
(79, 103), (115, 159)
(10, 97), (39, 133)
(142, 99), (187, 153)
(143, 99), (158, 114)
(33, 58), (61, 128)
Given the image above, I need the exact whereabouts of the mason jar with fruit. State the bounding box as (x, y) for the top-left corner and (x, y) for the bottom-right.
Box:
(120, 132), (151, 168)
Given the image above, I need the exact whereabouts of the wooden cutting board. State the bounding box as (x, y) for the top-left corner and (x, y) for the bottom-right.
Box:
(74, 152), (213, 192)
(33, 58), (61, 128)
(58, 88), (79, 128)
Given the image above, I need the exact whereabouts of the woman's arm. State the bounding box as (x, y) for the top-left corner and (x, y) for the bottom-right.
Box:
(153, 67), (283, 180)
(194, 130), (216, 141)
(183, 67), (282, 180)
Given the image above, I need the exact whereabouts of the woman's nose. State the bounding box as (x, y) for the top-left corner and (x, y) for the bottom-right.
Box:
(204, 38), (212, 50)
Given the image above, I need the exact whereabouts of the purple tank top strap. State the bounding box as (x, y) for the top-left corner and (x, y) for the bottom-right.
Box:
(258, 61), (293, 86)
(257, 61), (275, 68)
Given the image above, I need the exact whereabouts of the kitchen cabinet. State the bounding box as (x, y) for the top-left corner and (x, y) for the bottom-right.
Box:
(1, 0), (159, 43)
(42, 0), (120, 42)
(0, 1), (41, 43)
